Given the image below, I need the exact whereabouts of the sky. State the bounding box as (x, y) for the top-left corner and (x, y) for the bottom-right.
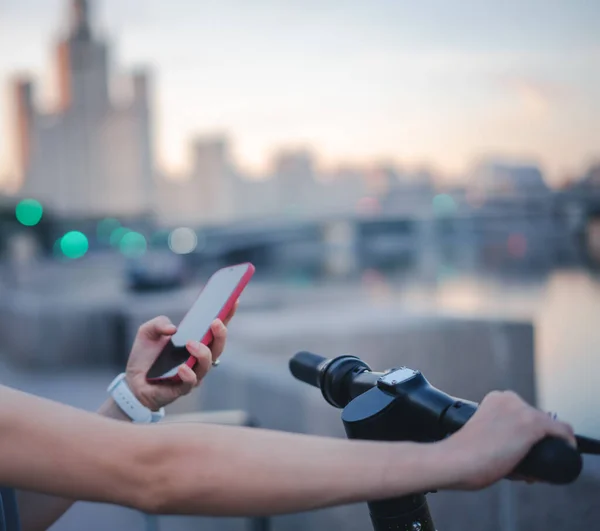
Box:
(0, 0), (599, 187)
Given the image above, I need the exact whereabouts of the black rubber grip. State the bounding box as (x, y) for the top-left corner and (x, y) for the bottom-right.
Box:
(514, 436), (582, 484)
(289, 351), (327, 389)
(441, 401), (582, 484)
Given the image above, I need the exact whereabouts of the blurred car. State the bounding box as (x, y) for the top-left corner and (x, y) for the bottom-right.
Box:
(125, 250), (187, 292)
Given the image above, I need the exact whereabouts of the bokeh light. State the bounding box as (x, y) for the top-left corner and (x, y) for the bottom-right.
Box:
(15, 199), (43, 226)
(466, 188), (486, 208)
(97, 218), (121, 243)
(168, 227), (197, 254)
(356, 196), (381, 216)
(361, 268), (386, 286)
(119, 231), (147, 258)
(60, 231), (89, 259)
(432, 194), (457, 217)
(109, 227), (130, 247)
(507, 233), (527, 258)
(361, 268), (392, 303)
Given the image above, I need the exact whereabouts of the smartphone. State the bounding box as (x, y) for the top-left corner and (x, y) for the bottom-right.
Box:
(146, 262), (255, 382)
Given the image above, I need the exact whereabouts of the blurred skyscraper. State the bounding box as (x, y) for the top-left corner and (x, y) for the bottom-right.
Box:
(155, 135), (241, 226)
(272, 149), (320, 217)
(468, 160), (550, 199)
(12, 0), (154, 218)
(191, 137), (235, 223)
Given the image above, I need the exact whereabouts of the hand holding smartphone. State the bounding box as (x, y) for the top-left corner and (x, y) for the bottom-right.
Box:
(146, 263), (255, 382)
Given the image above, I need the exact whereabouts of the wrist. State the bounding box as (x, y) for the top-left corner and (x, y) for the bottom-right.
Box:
(424, 439), (472, 491)
(97, 397), (133, 422)
(124, 374), (156, 411)
(384, 441), (465, 495)
(107, 372), (165, 423)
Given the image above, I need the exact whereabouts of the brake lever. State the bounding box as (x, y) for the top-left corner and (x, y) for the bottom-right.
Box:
(576, 435), (600, 455)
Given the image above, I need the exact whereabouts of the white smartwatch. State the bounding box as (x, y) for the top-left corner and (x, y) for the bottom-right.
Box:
(107, 373), (165, 423)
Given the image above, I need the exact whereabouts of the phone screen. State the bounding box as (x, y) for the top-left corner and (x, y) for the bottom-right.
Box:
(147, 263), (252, 379)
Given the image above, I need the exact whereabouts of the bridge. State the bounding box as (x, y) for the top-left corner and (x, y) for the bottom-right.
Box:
(182, 190), (600, 275)
(3, 188), (600, 273)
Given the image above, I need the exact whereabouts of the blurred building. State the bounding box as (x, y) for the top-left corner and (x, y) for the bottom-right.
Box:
(270, 149), (321, 218)
(467, 160), (550, 199)
(155, 136), (238, 226)
(12, 0), (154, 218)
(186, 136), (234, 224)
(377, 165), (436, 216)
(230, 176), (280, 221)
(318, 166), (367, 217)
(576, 163), (600, 190)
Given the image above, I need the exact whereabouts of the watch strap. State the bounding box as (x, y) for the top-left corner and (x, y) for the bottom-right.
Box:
(107, 373), (165, 423)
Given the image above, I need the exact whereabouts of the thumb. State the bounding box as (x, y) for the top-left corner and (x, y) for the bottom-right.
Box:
(139, 316), (177, 341)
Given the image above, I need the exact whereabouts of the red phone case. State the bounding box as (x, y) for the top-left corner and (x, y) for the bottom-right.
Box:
(147, 262), (255, 383)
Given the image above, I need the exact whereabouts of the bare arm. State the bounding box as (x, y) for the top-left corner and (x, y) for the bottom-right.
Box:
(16, 314), (233, 530)
(0, 384), (449, 517)
(16, 398), (129, 531)
(0, 384), (577, 518)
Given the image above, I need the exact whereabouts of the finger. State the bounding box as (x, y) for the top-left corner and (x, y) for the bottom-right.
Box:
(139, 316), (177, 340)
(223, 300), (239, 326)
(210, 319), (227, 359)
(541, 413), (577, 448)
(177, 364), (197, 394)
(186, 341), (212, 384)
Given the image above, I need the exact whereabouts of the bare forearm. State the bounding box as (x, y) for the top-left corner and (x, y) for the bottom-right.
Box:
(148, 424), (453, 516)
(0, 386), (458, 517)
(16, 397), (132, 531)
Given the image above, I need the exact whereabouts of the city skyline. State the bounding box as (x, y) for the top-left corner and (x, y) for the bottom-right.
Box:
(1, 0), (599, 189)
(5, 0), (153, 217)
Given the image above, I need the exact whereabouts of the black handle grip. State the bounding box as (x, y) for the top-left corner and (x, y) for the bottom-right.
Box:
(289, 351), (327, 388)
(576, 434), (600, 455)
(514, 437), (582, 484)
(442, 400), (582, 484)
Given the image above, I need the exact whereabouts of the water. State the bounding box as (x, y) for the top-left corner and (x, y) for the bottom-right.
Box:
(381, 268), (600, 439)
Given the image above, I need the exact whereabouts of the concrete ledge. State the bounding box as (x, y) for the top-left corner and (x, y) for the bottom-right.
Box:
(160, 409), (256, 427)
(0, 282), (282, 368)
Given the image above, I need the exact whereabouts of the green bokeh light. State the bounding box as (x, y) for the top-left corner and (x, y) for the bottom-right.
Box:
(109, 227), (130, 247)
(15, 199), (43, 226)
(97, 218), (121, 243)
(432, 194), (457, 217)
(119, 231), (147, 258)
(60, 231), (89, 259)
